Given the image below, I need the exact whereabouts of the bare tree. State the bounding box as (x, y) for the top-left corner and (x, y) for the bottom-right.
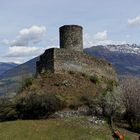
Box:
(121, 76), (140, 130)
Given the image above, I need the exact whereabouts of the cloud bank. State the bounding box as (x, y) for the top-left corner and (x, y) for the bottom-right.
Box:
(83, 30), (127, 48)
(128, 15), (140, 26)
(5, 46), (46, 57)
(94, 30), (107, 41)
(84, 30), (114, 47)
(5, 25), (46, 46)
(3, 25), (47, 58)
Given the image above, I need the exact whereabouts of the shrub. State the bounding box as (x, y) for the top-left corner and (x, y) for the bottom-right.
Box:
(16, 93), (65, 119)
(121, 76), (140, 132)
(80, 87), (124, 118)
(19, 78), (33, 93)
(0, 99), (18, 121)
(68, 71), (75, 75)
(0, 93), (66, 121)
(132, 123), (140, 133)
(23, 78), (33, 88)
(106, 80), (117, 92)
(90, 75), (99, 84)
(81, 73), (86, 77)
(80, 93), (94, 107)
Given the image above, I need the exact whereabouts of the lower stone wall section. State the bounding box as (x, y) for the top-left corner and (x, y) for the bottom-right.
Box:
(36, 48), (117, 81)
(54, 48), (116, 80)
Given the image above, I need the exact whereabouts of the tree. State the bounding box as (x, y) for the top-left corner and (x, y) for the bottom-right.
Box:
(121, 76), (140, 131)
(92, 86), (123, 118)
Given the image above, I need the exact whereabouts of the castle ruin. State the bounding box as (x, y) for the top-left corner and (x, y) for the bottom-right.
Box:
(36, 25), (116, 80)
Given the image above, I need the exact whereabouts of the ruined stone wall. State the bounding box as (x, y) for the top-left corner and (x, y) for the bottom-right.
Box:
(36, 48), (117, 80)
(53, 48), (117, 80)
(36, 48), (54, 73)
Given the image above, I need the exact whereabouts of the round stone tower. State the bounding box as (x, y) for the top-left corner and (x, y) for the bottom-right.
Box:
(59, 25), (83, 52)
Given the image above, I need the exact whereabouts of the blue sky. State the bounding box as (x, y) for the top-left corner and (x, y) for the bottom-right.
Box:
(0, 0), (140, 63)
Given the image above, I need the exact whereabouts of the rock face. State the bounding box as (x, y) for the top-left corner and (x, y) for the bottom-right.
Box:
(36, 25), (117, 81)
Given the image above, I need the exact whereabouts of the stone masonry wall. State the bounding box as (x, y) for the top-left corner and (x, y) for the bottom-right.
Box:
(59, 25), (83, 52)
(53, 48), (117, 80)
(36, 48), (54, 73)
(37, 48), (117, 81)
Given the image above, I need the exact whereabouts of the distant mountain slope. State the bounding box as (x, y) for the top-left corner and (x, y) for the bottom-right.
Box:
(84, 45), (140, 76)
(0, 57), (39, 80)
(0, 57), (39, 97)
(0, 62), (18, 75)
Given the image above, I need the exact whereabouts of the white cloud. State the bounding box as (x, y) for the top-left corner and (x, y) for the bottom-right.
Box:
(1, 39), (10, 45)
(94, 30), (107, 41)
(3, 25), (46, 46)
(5, 46), (46, 57)
(1, 25), (47, 59)
(84, 31), (114, 47)
(128, 15), (140, 26)
(83, 31), (127, 48)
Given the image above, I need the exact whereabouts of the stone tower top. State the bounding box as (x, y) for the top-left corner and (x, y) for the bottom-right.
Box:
(59, 25), (83, 52)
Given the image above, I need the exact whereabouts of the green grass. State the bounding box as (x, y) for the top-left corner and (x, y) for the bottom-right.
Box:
(0, 117), (138, 140)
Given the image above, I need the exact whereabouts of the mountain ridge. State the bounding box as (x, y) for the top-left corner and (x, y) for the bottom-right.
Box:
(0, 62), (18, 75)
(84, 44), (140, 76)
(102, 44), (140, 55)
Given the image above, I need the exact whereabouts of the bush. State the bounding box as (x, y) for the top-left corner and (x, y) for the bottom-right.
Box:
(0, 100), (18, 121)
(18, 78), (33, 93)
(121, 76), (140, 132)
(90, 75), (99, 84)
(132, 123), (140, 133)
(0, 93), (66, 121)
(68, 71), (75, 74)
(80, 93), (94, 107)
(106, 80), (117, 91)
(80, 87), (124, 118)
(16, 93), (65, 119)
(23, 78), (33, 88)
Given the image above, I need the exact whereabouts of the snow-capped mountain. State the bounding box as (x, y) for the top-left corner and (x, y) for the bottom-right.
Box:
(103, 44), (140, 55)
(85, 44), (140, 76)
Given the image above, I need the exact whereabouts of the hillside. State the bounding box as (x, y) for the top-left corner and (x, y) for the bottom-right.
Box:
(85, 45), (140, 76)
(0, 62), (18, 75)
(0, 57), (39, 80)
(19, 71), (116, 108)
(0, 57), (39, 97)
(0, 117), (138, 140)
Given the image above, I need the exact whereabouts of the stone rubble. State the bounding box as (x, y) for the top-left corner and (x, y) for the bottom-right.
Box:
(51, 110), (106, 126)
